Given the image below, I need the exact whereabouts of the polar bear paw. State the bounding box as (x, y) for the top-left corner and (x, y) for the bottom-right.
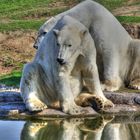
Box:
(27, 121), (48, 136)
(79, 115), (114, 132)
(102, 78), (121, 92)
(87, 96), (114, 112)
(26, 98), (47, 112)
(63, 118), (84, 128)
(103, 99), (114, 110)
(87, 95), (104, 112)
(62, 102), (88, 115)
(79, 117), (104, 132)
(129, 79), (140, 90)
(75, 93), (104, 112)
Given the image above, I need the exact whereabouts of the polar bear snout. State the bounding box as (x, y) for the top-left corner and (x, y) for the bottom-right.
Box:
(57, 58), (66, 65)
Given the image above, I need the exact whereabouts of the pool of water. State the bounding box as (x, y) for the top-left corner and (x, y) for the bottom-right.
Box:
(0, 115), (140, 140)
(0, 120), (25, 140)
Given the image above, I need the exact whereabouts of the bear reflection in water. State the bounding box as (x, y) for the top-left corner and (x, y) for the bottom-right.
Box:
(21, 116), (140, 140)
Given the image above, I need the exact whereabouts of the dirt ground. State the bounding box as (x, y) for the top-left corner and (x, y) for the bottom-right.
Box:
(0, 31), (36, 75)
(113, 5), (140, 16)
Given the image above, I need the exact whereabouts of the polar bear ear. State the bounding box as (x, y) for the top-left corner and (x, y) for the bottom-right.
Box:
(53, 29), (59, 36)
(80, 29), (88, 38)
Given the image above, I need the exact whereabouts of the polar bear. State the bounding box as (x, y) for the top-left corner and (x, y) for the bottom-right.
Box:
(20, 15), (113, 114)
(33, 0), (140, 91)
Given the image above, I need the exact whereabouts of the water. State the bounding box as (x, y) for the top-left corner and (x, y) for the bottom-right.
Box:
(0, 116), (140, 140)
(0, 120), (25, 140)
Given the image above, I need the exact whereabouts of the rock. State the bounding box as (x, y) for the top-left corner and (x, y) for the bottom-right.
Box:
(134, 96), (140, 104)
(0, 90), (140, 118)
(0, 91), (22, 102)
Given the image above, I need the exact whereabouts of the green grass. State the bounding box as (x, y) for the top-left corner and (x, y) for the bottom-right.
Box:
(0, 0), (138, 32)
(2, 0), (125, 18)
(0, 19), (45, 32)
(0, 70), (22, 87)
(96, 0), (127, 10)
(0, 0), (54, 19)
(0, 0), (72, 32)
(0, 0), (131, 32)
(0, 0), (73, 20)
(117, 16), (140, 23)
(118, 87), (140, 93)
(11, 7), (68, 20)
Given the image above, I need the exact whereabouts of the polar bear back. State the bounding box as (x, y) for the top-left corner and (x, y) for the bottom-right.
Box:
(41, 0), (132, 51)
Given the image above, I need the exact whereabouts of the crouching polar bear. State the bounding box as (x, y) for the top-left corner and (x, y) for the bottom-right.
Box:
(20, 15), (113, 114)
(34, 0), (140, 91)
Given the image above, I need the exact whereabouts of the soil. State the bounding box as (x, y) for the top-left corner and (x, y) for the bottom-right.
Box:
(113, 5), (140, 17)
(0, 31), (36, 75)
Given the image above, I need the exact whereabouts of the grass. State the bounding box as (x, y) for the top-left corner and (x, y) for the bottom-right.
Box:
(11, 7), (68, 20)
(0, 0), (132, 32)
(117, 16), (140, 23)
(0, 0), (72, 32)
(0, 0), (54, 19)
(96, 0), (127, 11)
(0, 0), (127, 19)
(118, 87), (140, 93)
(0, 70), (22, 87)
(2, 15), (139, 32)
(0, 19), (45, 32)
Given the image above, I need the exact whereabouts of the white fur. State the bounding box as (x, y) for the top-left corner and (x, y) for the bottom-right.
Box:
(34, 0), (140, 91)
(20, 16), (112, 114)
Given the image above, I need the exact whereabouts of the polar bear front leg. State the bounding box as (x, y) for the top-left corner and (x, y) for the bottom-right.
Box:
(20, 63), (47, 112)
(57, 71), (87, 115)
(82, 64), (114, 109)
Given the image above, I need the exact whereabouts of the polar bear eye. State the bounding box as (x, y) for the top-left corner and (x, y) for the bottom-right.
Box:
(68, 44), (72, 47)
(42, 32), (47, 35)
(57, 42), (60, 46)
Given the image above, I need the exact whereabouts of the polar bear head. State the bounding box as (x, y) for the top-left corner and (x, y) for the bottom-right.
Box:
(53, 16), (88, 65)
(33, 17), (57, 49)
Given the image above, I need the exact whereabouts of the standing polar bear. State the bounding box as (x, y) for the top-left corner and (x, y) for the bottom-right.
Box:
(20, 16), (113, 114)
(34, 0), (140, 91)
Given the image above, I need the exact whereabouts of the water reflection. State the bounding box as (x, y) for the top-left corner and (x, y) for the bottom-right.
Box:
(21, 116), (140, 140)
(0, 120), (25, 140)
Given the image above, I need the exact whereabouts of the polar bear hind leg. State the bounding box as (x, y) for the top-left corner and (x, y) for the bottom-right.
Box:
(128, 39), (140, 90)
(101, 50), (123, 92)
(129, 79), (140, 90)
